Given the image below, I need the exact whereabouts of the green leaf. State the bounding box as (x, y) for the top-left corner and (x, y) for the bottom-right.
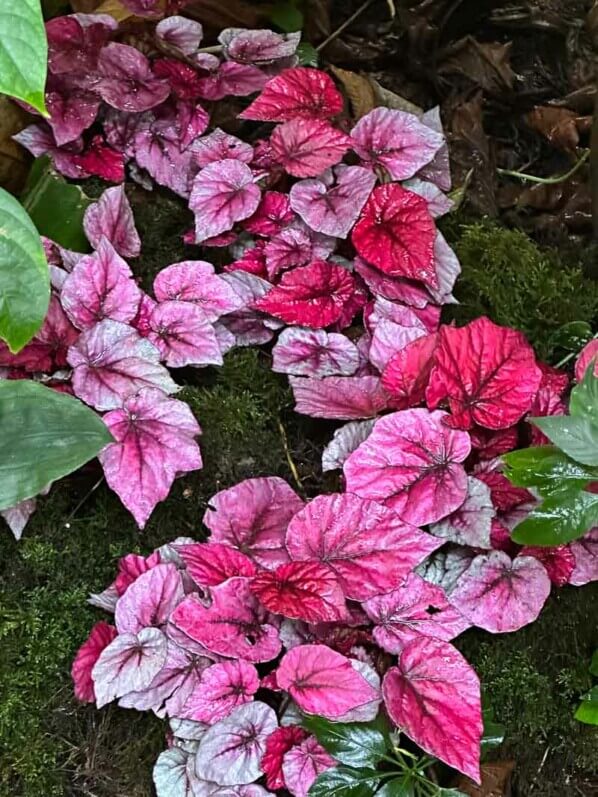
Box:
(0, 186), (50, 352)
(0, 0), (47, 113)
(531, 415), (598, 467)
(437, 791), (469, 797)
(590, 650), (598, 677)
(503, 446), (598, 497)
(269, 0), (303, 32)
(575, 686), (598, 725)
(511, 490), (598, 546)
(297, 42), (318, 66)
(0, 380), (113, 510)
(303, 716), (388, 769)
(569, 365), (598, 421)
(21, 157), (93, 251)
(548, 321), (593, 354)
(481, 707), (505, 751)
(375, 779), (415, 796)
(309, 767), (379, 797)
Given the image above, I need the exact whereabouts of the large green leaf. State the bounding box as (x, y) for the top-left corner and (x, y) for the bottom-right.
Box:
(547, 321), (593, 355)
(590, 650), (598, 677)
(303, 716), (388, 770)
(0, 380), (113, 509)
(375, 780), (414, 796)
(569, 365), (598, 421)
(0, 187), (49, 352)
(309, 767), (379, 797)
(531, 415), (598, 467)
(575, 686), (598, 725)
(510, 490), (598, 546)
(0, 0), (47, 113)
(503, 446), (598, 498)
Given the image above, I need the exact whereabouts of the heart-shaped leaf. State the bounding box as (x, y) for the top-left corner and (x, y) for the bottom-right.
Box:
(302, 715), (387, 770)
(0, 0), (47, 113)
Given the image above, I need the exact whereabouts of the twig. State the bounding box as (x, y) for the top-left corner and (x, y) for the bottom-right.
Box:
(497, 150), (590, 185)
(63, 476), (105, 528)
(316, 0), (377, 52)
(277, 419), (304, 495)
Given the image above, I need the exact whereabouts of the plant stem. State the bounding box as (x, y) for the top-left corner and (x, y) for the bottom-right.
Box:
(316, 0), (377, 52)
(497, 149), (590, 185)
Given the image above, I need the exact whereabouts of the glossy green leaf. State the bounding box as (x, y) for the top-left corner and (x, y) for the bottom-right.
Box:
(511, 490), (598, 546)
(569, 365), (598, 421)
(375, 779), (414, 796)
(437, 791), (469, 796)
(303, 715), (388, 769)
(309, 767), (379, 797)
(575, 686), (598, 725)
(0, 0), (47, 113)
(269, 0), (303, 31)
(590, 650), (598, 677)
(0, 187), (50, 352)
(531, 415), (598, 467)
(0, 380), (113, 510)
(481, 707), (505, 752)
(548, 321), (593, 354)
(503, 446), (597, 498)
(21, 157), (93, 251)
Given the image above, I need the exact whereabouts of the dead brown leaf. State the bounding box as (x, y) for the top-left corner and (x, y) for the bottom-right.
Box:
(525, 106), (590, 153)
(454, 760), (515, 797)
(439, 37), (515, 94)
(0, 98), (32, 193)
(94, 0), (134, 21)
(330, 67), (377, 120)
(370, 79), (423, 116)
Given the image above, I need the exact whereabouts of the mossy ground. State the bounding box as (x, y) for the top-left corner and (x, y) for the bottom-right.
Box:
(1, 199), (597, 796)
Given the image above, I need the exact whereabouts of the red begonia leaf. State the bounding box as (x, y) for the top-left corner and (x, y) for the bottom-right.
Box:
(262, 727), (308, 791)
(176, 542), (257, 587)
(286, 493), (442, 601)
(180, 660), (259, 723)
(575, 339), (598, 381)
(569, 529), (598, 586)
(72, 621), (117, 703)
(449, 551), (551, 633)
(281, 736), (336, 797)
(290, 375), (392, 419)
(97, 43), (170, 112)
(197, 61), (268, 101)
(352, 184), (437, 287)
(528, 363), (569, 445)
(153, 261), (242, 322)
(382, 333), (438, 409)
(470, 426), (520, 461)
(147, 300), (223, 368)
(225, 244), (268, 279)
(67, 320), (178, 410)
(276, 644), (380, 719)
(430, 476), (495, 548)
(272, 327), (359, 378)
(46, 14), (114, 76)
(368, 315), (428, 373)
(382, 637), (482, 782)
(84, 186), (141, 259)
(220, 28), (300, 65)
(99, 388), (201, 528)
(474, 469), (533, 513)
(45, 80), (100, 146)
(114, 563), (185, 633)
(239, 67), (343, 122)
(426, 316), (543, 430)
(74, 135), (125, 183)
(153, 59), (203, 100)
(270, 119), (351, 178)
(344, 408), (471, 525)
(192, 128), (254, 168)
(156, 16), (204, 55)
(520, 545), (575, 587)
(170, 578), (282, 662)
(321, 419), (375, 472)
(203, 477), (303, 569)
(244, 191), (293, 237)
(114, 550), (162, 596)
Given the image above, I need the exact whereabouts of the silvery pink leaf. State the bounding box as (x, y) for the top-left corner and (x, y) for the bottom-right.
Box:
(114, 550), (162, 597)
(171, 717), (209, 742)
(271, 119), (351, 178)
(103, 108), (150, 157)
(192, 129), (253, 168)
(133, 127), (196, 198)
(417, 547), (476, 595)
(243, 192), (293, 237)
(382, 637), (482, 782)
(133, 293), (157, 336)
(45, 81), (100, 146)
(344, 409), (471, 525)
(67, 320), (178, 410)
(363, 572), (470, 653)
(219, 272), (276, 347)
(272, 327), (359, 378)
(61, 238), (141, 330)
(239, 67), (343, 122)
(180, 660), (259, 724)
(426, 232), (460, 305)
(84, 186), (141, 258)
(351, 107), (443, 180)
(88, 584), (119, 613)
(190, 159), (261, 243)
(321, 419), (375, 472)
(153, 747), (201, 797)
(354, 257), (429, 309)
(368, 317), (427, 373)
(209, 787), (273, 796)
(430, 477), (495, 548)
(195, 702), (278, 785)
(403, 178), (453, 218)
(450, 551), (552, 633)
(336, 659), (382, 723)
(213, 322), (237, 356)
(277, 644), (380, 720)
(290, 375), (392, 420)
(148, 301), (223, 368)
(203, 477), (304, 569)
(2, 496), (38, 541)
(92, 627), (168, 708)
(281, 736), (336, 797)
(154, 261), (243, 322)
(219, 29), (301, 65)
(99, 388), (201, 528)
(13, 124), (88, 180)
(171, 578), (281, 663)
(197, 62), (268, 101)
(285, 493), (442, 601)
(97, 43), (170, 112)
(418, 106), (451, 191)
(115, 563), (185, 634)
(174, 101), (210, 151)
(289, 165), (376, 238)
(569, 529), (598, 586)
(72, 621), (118, 703)
(156, 16), (204, 55)
(264, 228), (317, 279)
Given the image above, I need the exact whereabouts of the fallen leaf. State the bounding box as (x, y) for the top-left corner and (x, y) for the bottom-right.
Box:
(453, 760), (515, 796)
(95, 0), (134, 20)
(439, 37), (515, 94)
(370, 79), (423, 116)
(525, 106), (588, 153)
(330, 66), (377, 120)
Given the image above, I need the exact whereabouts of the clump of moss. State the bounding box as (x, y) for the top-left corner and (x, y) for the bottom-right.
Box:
(443, 219), (598, 359)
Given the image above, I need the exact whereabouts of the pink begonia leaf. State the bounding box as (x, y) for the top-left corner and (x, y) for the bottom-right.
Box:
(97, 43), (171, 112)
(46, 14), (114, 76)
(344, 408), (471, 525)
(153, 59), (203, 100)
(490, 519), (519, 556)
(114, 563), (185, 634)
(272, 327), (359, 378)
(99, 388), (202, 528)
(154, 261), (242, 322)
(270, 119), (351, 178)
(190, 159), (261, 243)
(289, 166), (376, 238)
(352, 108), (443, 180)
(382, 637), (482, 782)
(520, 545), (575, 587)
(253, 261), (356, 328)
(474, 469), (533, 513)
(1, 496), (39, 541)
(67, 320), (178, 411)
(575, 339), (598, 381)
(426, 317), (543, 430)
(181, 660), (259, 724)
(382, 333), (438, 409)
(13, 124), (85, 180)
(290, 375), (392, 420)
(195, 702), (278, 785)
(192, 128), (254, 168)
(569, 529), (598, 586)
(286, 493), (442, 601)
(170, 578), (282, 662)
(203, 477), (303, 569)
(430, 477), (495, 548)
(73, 135), (125, 183)
(365, 297), (426, 336)
(92, 627), (168, 708)
(147, 300), (223, 368)
(281, 736), (336, 797)
(0, 295), (77, 371)
(262, 727), (309, 791)
(219, 28), (300, 65)
(176, 542), (257, 587)
(240, 67), (343, 122)
(276, 644), (380, 719)
(121, 0), (163, 16)
(264, 227), (327, 280)
(322, 419), (375, 472)
(45, 82), (100, 146)
(418, 106), (452, 191)
(403, 178), (453, 218)
(213, 322), (237, 357)
(427, 232), (461, 305)
(225, 245), (268, 279)
(449, 551), (551, 633)
(244, 192), (293, 237)
(364, 572), (470, 653)
(133, 293), (158, 337)
(250, 560), (347, 622)
(368, 316), (428, 373)
(133, 127), (195, 198)
(219, 272), (277, 347)
(354, 257), (429, 309)
(211, 787), (273, 796)
(156, 16), (204, 55)
(114, 550), (162, 596)
(72, 621), (117, 702)
(61, 237), (141, 330)
(84, 186), (141, 258)
(528, 363), (569, 445)
(197, 61), (267, 101)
